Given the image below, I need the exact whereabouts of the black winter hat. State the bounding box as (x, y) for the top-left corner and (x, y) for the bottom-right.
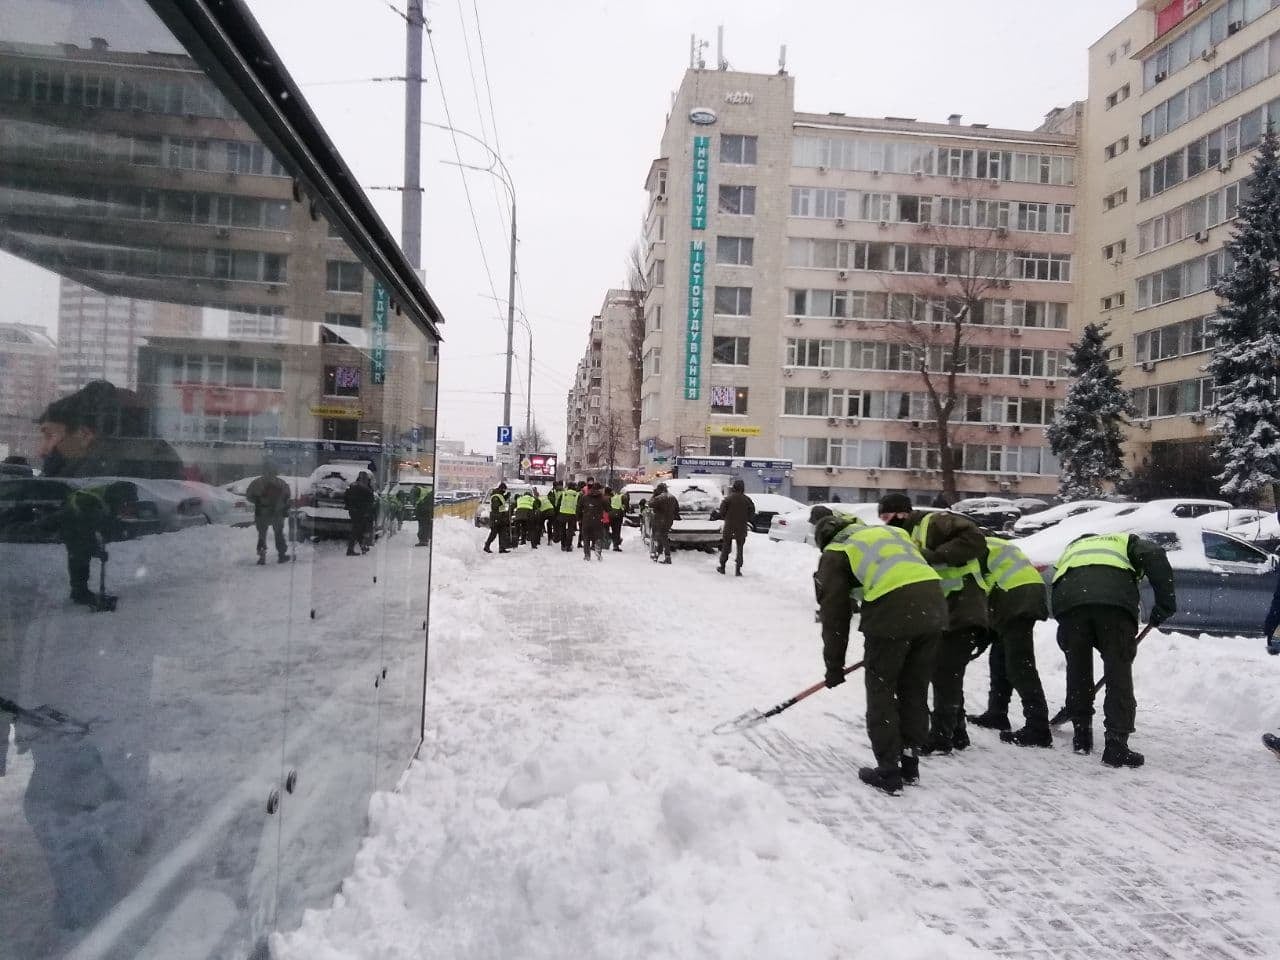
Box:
(877, 493), (914, 514)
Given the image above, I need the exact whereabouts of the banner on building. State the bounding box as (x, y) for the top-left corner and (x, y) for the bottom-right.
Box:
(685, 240), (704, 401)
(691, 135), (709, 229)
(371, 280), (389, 385)
(705, 423), (761, 437)
(309, 404), (363, 419)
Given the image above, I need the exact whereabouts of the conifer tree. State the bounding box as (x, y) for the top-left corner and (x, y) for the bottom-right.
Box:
(1208, 130), (1280, 504)
(1047, 322), (1134, 499)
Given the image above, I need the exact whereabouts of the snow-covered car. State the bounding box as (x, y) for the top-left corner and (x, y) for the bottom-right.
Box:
(84, 477), (238, 532)
(1019, 514), (1276, 636)
(768, 502), (944, 544)
(298, 463), (371, 539)
(1011, 499), (1113, 536)
(388, 474), (435, 519)
(951, 496), (1021, 531)
(473, 481), (535, 528)
(664, 478), (724, 550)
(1137, 497), (1233, 519)
(0, 476), (164, 541)
(1196, 508), (1270, 532)
(620, 483), (655, 527)
(744, 493), (806, 534)
(1224, 512), (1280, 553)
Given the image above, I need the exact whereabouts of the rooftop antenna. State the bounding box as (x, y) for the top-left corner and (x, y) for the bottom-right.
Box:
(690, 34), (709, 70)
(778, 44), (788, 75)
(716, 25), (728, 70)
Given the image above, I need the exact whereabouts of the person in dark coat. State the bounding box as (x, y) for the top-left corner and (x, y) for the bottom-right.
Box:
(343, 472), (377, 556)
(413, 483), (434, 546)
(37, 380), (183, 604)
(605, 486), (629, 551)
(246, 460), (292, 564)
(815, 514), (949, 794)
(483, 483), (510, 554)
(647, 482), (679, 563)
(877, 493), (988, 755)
(716, 479), (756, 576)
(1052, 531), (1176, 767)
(577, 483), (607, 560)
(967, 537), (1052, 746)
(541, 484), (559, 545)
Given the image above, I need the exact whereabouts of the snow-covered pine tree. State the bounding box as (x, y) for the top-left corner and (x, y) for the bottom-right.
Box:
(1047, 322), (1134, 500)
(1208, 130), (1280, 505)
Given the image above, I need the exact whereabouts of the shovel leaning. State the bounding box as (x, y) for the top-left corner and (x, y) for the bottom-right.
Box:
(713, 661), (864, 735)
(1049, 622), (1155, 727)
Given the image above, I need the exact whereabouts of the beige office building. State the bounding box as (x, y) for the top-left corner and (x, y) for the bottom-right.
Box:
(638, 67), (1078, 502)
(565, 288), (641, 479)
(1081, 0), (1280, 480)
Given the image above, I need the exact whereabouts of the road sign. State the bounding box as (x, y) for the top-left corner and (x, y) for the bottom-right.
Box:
(652, 456), (668, 464)
(497, 425), (513, 444)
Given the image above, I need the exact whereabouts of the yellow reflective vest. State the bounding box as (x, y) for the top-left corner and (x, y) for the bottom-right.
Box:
(912, 513), (988, 596)
(515, 494), (535, 512)
(984, 536), (1043, 592)
(1053, 532), (1135, 582)
(610, 494), (624, 511)
(558, 489), (580, 514)
(824, 524), (941, 603)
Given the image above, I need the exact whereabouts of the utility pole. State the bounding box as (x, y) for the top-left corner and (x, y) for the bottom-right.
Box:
(503, 206), (516, 429)
(402, 0), (424, 267)
(525, 327), (532, 440)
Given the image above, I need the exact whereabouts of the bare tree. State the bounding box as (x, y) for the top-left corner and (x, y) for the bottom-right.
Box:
(515, 423), (551, 454)
(625, 241), (648, 439)
(881, 209), (1013, 503)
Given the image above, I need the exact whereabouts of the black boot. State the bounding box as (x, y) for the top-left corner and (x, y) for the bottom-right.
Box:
(716, 564), (725, 575)
(1264, 732), (1280, 759)
(1072, 722), (1093, 755)
(278, 554), (290, 563)
(900, 753), (920, 785)
(952, 716), (970, 751)
(967, 711), (1011, 731)
(1102, 737), (1145, 768)
(918, 731), (953, 756)
(735, 566), (743, 577)
(256, 554), (266, 566)
(858, 766), (903, 796)
(1000, 725), (1053, 748)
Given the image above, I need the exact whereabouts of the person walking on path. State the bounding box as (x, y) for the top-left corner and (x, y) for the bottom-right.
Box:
(606, 486), (629, 551)
(876, 494), (988, 755)
(413, 482), (434, 547)
(966, 536), (1053, 747)
(343, 472), (377, 556)
(246, 459), (292, 564)
(557, 483), (580, 553)
(483, 483), (510, 554)
(716, 479), (756, 576)
(1052, 531), (1176, 767)
(647, 482), (679, 563)
(814, 513), (948, 795)
(577, 483), (607, 560)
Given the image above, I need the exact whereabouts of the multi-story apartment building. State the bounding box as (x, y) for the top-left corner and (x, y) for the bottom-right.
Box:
(1082, 0), (1280, 481)
(0, 321), (58, 460)
(565, 288), (640, 479)
(0, 38), (438, 481)
(638, 67), (1077, 502)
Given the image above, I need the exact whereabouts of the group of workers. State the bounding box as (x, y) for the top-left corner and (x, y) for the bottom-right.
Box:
(483, 478), (631, 560)
(814, 493), (1177, 795)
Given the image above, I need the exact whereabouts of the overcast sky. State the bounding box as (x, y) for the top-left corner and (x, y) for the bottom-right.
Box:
(4, 0), (1136, 456)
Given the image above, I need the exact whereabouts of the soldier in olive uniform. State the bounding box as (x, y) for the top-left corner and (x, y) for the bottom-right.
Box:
(967, 537), (1053, 747)
(815, 514), (948, 795)
(577, 483), (607, 560)
(541, 484), (559, 545)
(483, 483), (510, 554)
(512, 490), (536, 548)
(877, 493), (988, 755)
(647, 482), (679, 563)
(606, 486), (629, 551)
(716, 479), (756, 576)
(1052, 531), (1176, 767)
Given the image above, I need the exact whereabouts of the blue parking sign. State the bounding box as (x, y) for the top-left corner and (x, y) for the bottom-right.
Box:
(497, 425), (513, 444)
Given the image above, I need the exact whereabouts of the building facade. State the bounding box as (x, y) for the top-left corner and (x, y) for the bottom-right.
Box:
(436, 451), (500, 492)
(1081, 0), (1280, 482)
(0, 321), (58, 460)
(565, 288), (641, 480)
(638, 68), (1078, 502)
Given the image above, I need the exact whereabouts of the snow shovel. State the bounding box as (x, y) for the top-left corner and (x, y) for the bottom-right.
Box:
(0, 696), (93, 735)
(1049, 622), (1155, 727)
(712, 661), (864, 735)
(92, 547), (118, 613)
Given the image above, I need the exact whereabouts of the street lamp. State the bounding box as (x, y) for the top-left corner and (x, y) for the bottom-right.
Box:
(423, 122), (519, 442)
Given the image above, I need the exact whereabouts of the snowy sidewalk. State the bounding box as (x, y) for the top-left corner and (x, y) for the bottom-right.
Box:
(275, 520), (1280, 960)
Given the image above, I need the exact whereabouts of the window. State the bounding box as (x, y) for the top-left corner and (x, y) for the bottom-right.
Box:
(1103, 188), (1128, 210)
(324, 311), (362, 328)
(720, 134), (758, 165)
(712, 336), (750, 365)
(648, 259), (665, 287)
(719, 185), (756, 216)
(1103, 240), (1127, 260)
(714, 286), (752, 316)
(325, 259), (362, 293)
(643, 347), (661, 378)
(1015, 251), (1071, 281)
(323, 364), (361, 397)
(790, 187), (848, 219)
(1105, 136), (1130, 160)
(322, 417), (359, 442)
(710, 384), (749, 415)
(1203, 531), (1268, 564)
(1101, 292), (1126, 311)
(716, 235), (754, 266)
(709, 436), (747, 456)
(1106, 84), (1131, 109)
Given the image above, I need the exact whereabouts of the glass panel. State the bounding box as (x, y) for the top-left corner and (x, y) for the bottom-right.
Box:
(0, 3), (439, 958)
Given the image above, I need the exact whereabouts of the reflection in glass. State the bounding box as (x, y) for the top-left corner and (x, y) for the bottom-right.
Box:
(1, 1), (439, 956)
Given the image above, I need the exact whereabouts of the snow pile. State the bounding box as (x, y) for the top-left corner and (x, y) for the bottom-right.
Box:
(271, 519), (982, 960)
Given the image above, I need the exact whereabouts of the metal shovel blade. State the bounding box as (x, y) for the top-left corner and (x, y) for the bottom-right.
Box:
(711, 708), (766, 736)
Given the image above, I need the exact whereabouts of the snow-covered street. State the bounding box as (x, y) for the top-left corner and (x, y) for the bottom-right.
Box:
(271, 518), (1280, 960)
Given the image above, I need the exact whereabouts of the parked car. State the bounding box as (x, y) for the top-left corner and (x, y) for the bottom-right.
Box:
(0, 476), (165, 542)
(1225, 513), (1280, 553)
(620, 483), (655, 527)
(1010, 497), (1051, 515)
(85, 477), (233, 532)
(1138, 497), (1233, 519)
(1012, 499), (1113, 536)
(744, 493), (806, 534)
(951, 497), (1021, 531)
(1019, 514), (1275, 636)
(223, 473), (311, 528)
(388, 474), (435, 519)
(297, 462), (370, 540)
(664, 478), (725, 550)
(1196, 508), (1270, 532)
(472, 481), (535, 528)
(768, 502), (943, 545)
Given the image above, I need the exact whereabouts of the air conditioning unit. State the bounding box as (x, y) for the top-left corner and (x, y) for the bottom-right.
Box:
(818, 164), (829, 174)
(656, 192), (667, 203)
(936, 275), (949, 287)
(837, 269), (850, 281)
(986, 423), (999, 433)
(1019, 377), (1031, 387)
(950, 175), (960, 184)
(846, 417), (860, 427)
(215, 227), (231, 239)
(1220, 159), (1233, 173)
(1138, 419), (1152, 431)
(979, 375), (991, 384)
(834, 318), (847, 327)
(1194, 230), (1210, 243)
(878, 219), (889, 229)
(783, 368), (794, 378)
(1012, 328), (1023, 337)
(867, 468), (878, 477)
(1012, 424), (1024, 434)
(1228, 19), (1243, 35)
(1046, 379), (1057, 388)
(1153, 70), (1167, 83)
(1113, 254), (1124, 265)
(999, 278), (1012, 289)
(989, 177), (1000, 187)
(825, 465), (837, 475)
(821, 369), (831, 379)
(828, 417), (838, 426)
(792, 317), (803, 325)
(1202, 46), (1217, 62)
(1139, 134), (1152, 147)
(1189, 413), (1206, 424)
(996, 226), (1009, 238)
(910, 420), (921, 430)
(913, 170), (924, 180)
(872, 169), (882, 177)
(835, 217), (847, 227)
(1141, 360), (1156, 372)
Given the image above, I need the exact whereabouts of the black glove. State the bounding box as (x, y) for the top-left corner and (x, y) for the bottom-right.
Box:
(1267, 632), (1280, 656)
(824, 670), (846, 689)
(1147, 611), (1167, 629)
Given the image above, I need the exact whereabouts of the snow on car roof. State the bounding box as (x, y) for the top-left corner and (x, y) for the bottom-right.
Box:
(1016, 512), (1224, 569)
(750, 493), (805, 512)
(1197, 508), (1270, 531)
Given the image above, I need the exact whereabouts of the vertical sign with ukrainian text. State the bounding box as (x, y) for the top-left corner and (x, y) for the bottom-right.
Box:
(371, 280), (389, 385)
(685, 240), (704, 400)
(691, 135), (709, 229)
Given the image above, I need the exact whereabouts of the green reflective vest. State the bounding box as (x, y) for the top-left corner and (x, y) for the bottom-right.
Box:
(416, 485), (433, 504)
(825, 517), (865, 547)
(516, 494), (535, 511)
(541, 494), (556, 513)
(1053, 532), (1134, 582)
(984, 536), (1043, 592)
(824, 524), (941, 603)
(559, 489), (580, 514)
(492, 493), (508, 514)
(912, 513), (988, 596)
(610, 494), (624, 511)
